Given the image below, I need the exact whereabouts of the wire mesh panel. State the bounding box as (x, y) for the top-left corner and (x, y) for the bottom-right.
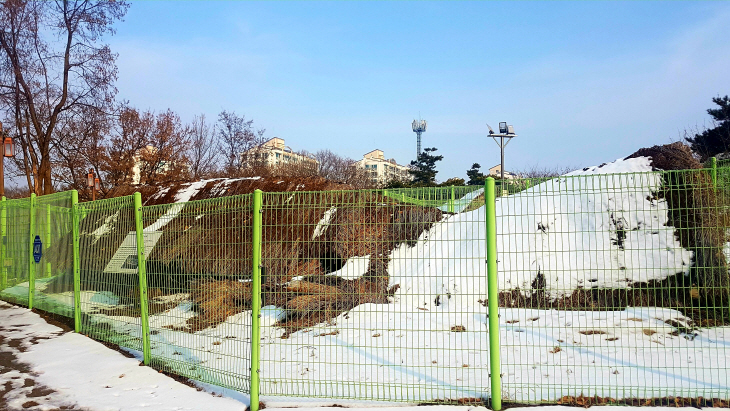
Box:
(32, 191), (75, 317)
(497, 168), (730, 404)
(258, 189), (491, 404)
(77, 195), (143, 350)
(383, 186), (483, 213)
(0, 197), (31, 306)
(140, 194), (254, 393)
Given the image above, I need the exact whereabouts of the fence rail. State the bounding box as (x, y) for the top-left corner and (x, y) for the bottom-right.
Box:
(1, 161), (730, 409)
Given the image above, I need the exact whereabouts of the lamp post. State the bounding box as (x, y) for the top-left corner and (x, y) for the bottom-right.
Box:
(487, 122), (517, 180)
(87, 169), (96, 201)
(0, 121), (16, 198)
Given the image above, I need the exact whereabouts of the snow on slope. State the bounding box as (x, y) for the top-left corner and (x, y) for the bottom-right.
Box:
(391, 156), (692, 307)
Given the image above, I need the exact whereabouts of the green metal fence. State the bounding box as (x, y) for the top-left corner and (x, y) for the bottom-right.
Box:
(1, 161), (729, 409)
(495, 168), (730, 404)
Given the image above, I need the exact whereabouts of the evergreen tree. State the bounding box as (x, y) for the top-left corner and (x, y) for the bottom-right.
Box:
(466, 163), (486, 185)
(408, 147), (443, 185)
(685, 95), (730, 160)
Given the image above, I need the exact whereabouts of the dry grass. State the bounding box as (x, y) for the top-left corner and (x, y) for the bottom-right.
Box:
(579, 330), (607, 335)
(556, 394), (729, 408)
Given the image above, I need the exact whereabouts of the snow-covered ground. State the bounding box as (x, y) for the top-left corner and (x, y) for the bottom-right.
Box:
(2, 156), (729, 405)
(0, 300), (248, 410)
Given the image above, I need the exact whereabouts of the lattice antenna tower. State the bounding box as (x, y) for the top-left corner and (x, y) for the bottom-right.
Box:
(412, 118), (427, 158)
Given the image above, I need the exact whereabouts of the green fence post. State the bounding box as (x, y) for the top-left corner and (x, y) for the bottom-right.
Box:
(711, 156), (717, 191)
(45, 203), (51, 278)
(485, 177), (502, 410)
(28, 193), (36, 309)
(250, 189), (263, 411)
(448, 186), (455, 213)
(1, 196), (6, 291)
(133, 192), (151, 365)
(71, 190), (81, 333)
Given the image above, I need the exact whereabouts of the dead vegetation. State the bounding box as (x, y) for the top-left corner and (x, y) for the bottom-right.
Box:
(65, 176), (444, 334)
(555, 394), (729, 408)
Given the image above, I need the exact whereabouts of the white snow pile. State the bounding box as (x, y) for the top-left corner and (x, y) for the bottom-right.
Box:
(392, 155), (693, 307)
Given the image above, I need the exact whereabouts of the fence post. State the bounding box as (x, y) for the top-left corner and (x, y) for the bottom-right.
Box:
(711, 156), (717, 190)
(1, 196), (6, 291)
(28, 193), (36, 309)
(250, 189), (263, 411)
(71, 190), (81, 332)
(448, 186), (455, 213)
(485, 177), (502, 410)
(133, 192), (151, 365)
(45, 204), (51, 278)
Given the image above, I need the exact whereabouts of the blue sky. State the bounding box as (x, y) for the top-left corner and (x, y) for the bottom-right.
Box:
(109, 1), (730, 181)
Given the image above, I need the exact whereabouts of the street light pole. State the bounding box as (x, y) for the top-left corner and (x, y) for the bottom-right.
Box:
(487, 122), (517, 182)
(500, 135), (505, 180)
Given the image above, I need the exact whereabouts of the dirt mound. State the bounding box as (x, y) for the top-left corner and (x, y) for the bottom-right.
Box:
(145, 176), (352, 206)
(625, 141), (702, 171)
(96, 184), (446, 332)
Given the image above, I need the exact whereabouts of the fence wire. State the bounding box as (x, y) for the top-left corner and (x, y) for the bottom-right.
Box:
(258, 189), (490, 403)
(0, 197), (31, 306)
(32, 191), (75, 317)
(0, 165), (728, 408)
(140, 194), (254, 394)
(76, 195), (143, 351)
(497, 168), (730, 404)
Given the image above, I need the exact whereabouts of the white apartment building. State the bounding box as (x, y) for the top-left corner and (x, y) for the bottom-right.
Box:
(355, 149), (412, 185)
(242, 137), (318, 169)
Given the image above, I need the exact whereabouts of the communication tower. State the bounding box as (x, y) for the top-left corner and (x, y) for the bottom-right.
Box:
(412, 119), (427, 158)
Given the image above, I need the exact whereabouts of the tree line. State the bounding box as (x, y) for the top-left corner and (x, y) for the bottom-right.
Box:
(2, 1), (727, 199)
(0, 0), (373, 199)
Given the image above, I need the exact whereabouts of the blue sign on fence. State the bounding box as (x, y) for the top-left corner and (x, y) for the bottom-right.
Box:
(33, 235), (42, 263)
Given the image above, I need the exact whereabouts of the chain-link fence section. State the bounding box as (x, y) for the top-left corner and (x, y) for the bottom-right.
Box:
(0, 162), (728, 409)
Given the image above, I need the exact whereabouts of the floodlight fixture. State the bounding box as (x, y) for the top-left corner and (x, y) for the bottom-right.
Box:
(488, 122), (518, 181)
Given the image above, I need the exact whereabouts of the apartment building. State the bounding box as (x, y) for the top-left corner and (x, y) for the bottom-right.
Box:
(354, 149), (412, 185)
(242, 137), (318, 169)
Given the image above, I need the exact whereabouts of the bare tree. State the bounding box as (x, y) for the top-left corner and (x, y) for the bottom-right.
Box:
(134, 109), (190, 185)
(0, 0), (129, 195)
(52, 104), (110, 197)
(216, 110), (265, 175)
(270, 149), (374, 188)
(104, 106), (190, 187)
(514, 164), (580, 179)
(104, 105), (154, 188)
(186, 114), (218, 180)
(310, 149), (373, 188)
